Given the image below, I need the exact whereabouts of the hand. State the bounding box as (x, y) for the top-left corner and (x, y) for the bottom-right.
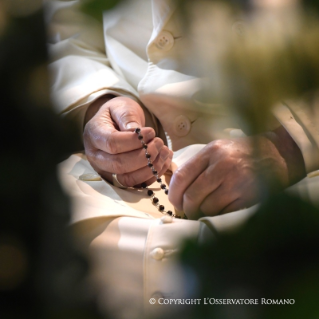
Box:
(83, 96), (173, 187)
(169, 126), (306, 219)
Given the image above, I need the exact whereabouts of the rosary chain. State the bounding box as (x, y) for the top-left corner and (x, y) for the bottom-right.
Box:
(135, 128), (181, 218)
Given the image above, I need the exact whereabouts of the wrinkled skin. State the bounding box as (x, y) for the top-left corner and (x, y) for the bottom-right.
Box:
(83, 96), (173, 187)
(84, 96), (306, 219)
(169, 127), (306, 219)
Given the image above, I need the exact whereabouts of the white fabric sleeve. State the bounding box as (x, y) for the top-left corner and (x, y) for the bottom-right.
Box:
(45, 0), (140, 123)
(273, 101), (319, 174)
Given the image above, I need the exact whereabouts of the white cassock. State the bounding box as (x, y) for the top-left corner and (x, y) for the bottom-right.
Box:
(47, 0), (319, 317)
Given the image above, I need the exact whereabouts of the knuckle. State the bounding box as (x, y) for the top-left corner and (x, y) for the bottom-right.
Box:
(105, 133), (119, 154)
(208, 139), (231, 153)
(119, 109), (139, 123)
(172, 169), (186, 187)
(122, 109), (137, 118)
(208, 140), (222, 152)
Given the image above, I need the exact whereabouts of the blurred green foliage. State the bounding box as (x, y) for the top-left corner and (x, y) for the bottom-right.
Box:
(303, 0), (319, 14)
(81, 0), (123, 22)
(222, 14), (319, 133)
(178, 193), (319, 319)
(173, 0), (319, 133)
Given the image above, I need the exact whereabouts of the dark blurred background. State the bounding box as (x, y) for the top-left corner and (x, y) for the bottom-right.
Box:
(0, 0), (102, 317)
(175, 193), (319, 319)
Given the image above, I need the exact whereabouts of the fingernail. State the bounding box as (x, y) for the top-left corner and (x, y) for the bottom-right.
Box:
(125, 122), (140, 130)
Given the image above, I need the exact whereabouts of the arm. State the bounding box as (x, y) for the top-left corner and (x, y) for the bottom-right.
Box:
(47, 0), (172, 186)
(273, 99), (319, 174)
(47, 0), (138, 120)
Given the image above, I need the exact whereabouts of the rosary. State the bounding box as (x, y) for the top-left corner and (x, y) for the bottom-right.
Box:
(135, 128), (182, 219)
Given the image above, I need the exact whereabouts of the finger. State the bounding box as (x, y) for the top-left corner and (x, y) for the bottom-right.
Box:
(85, 124), (156, 154)
(142, 150), (173, 186)
(90, 137), (165, 174)
(181, 165), (223, 219)
(168, 150), (209, 211)
(218, 182), (261, 215)
(160, 150), (174, 176)
(198, 171), (260, 216)
(117, 147), (172, 187)
(109, 97), (146, 131)
(219, 198), (246, 215)
(198, 182), (239, 217)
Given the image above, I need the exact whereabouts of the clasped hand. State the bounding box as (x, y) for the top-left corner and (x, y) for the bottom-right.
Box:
(83, 96), (173, 187)
(168, 131), (303, 219)
(84, 97), (305, 220)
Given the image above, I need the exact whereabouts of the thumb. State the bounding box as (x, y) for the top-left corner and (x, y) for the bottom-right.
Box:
(110, 97), (145, 131)
(124, 120), (141, 130)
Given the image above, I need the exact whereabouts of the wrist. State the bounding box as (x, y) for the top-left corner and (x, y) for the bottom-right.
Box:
(263, 126), (306, 185)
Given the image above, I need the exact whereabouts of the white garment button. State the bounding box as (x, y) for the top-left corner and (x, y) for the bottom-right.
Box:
(150, 248), (165, 260)
(173, 115), (191, 137)
(79, 173), (102, 181)
(155, 31), (174, 51)
(160, 216), (173, 224)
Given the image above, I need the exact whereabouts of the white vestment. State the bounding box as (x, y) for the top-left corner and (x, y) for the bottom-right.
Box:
(46, 0), (319, 317)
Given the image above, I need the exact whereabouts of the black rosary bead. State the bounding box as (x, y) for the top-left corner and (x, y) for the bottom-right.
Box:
(135, 127), (173, 217)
